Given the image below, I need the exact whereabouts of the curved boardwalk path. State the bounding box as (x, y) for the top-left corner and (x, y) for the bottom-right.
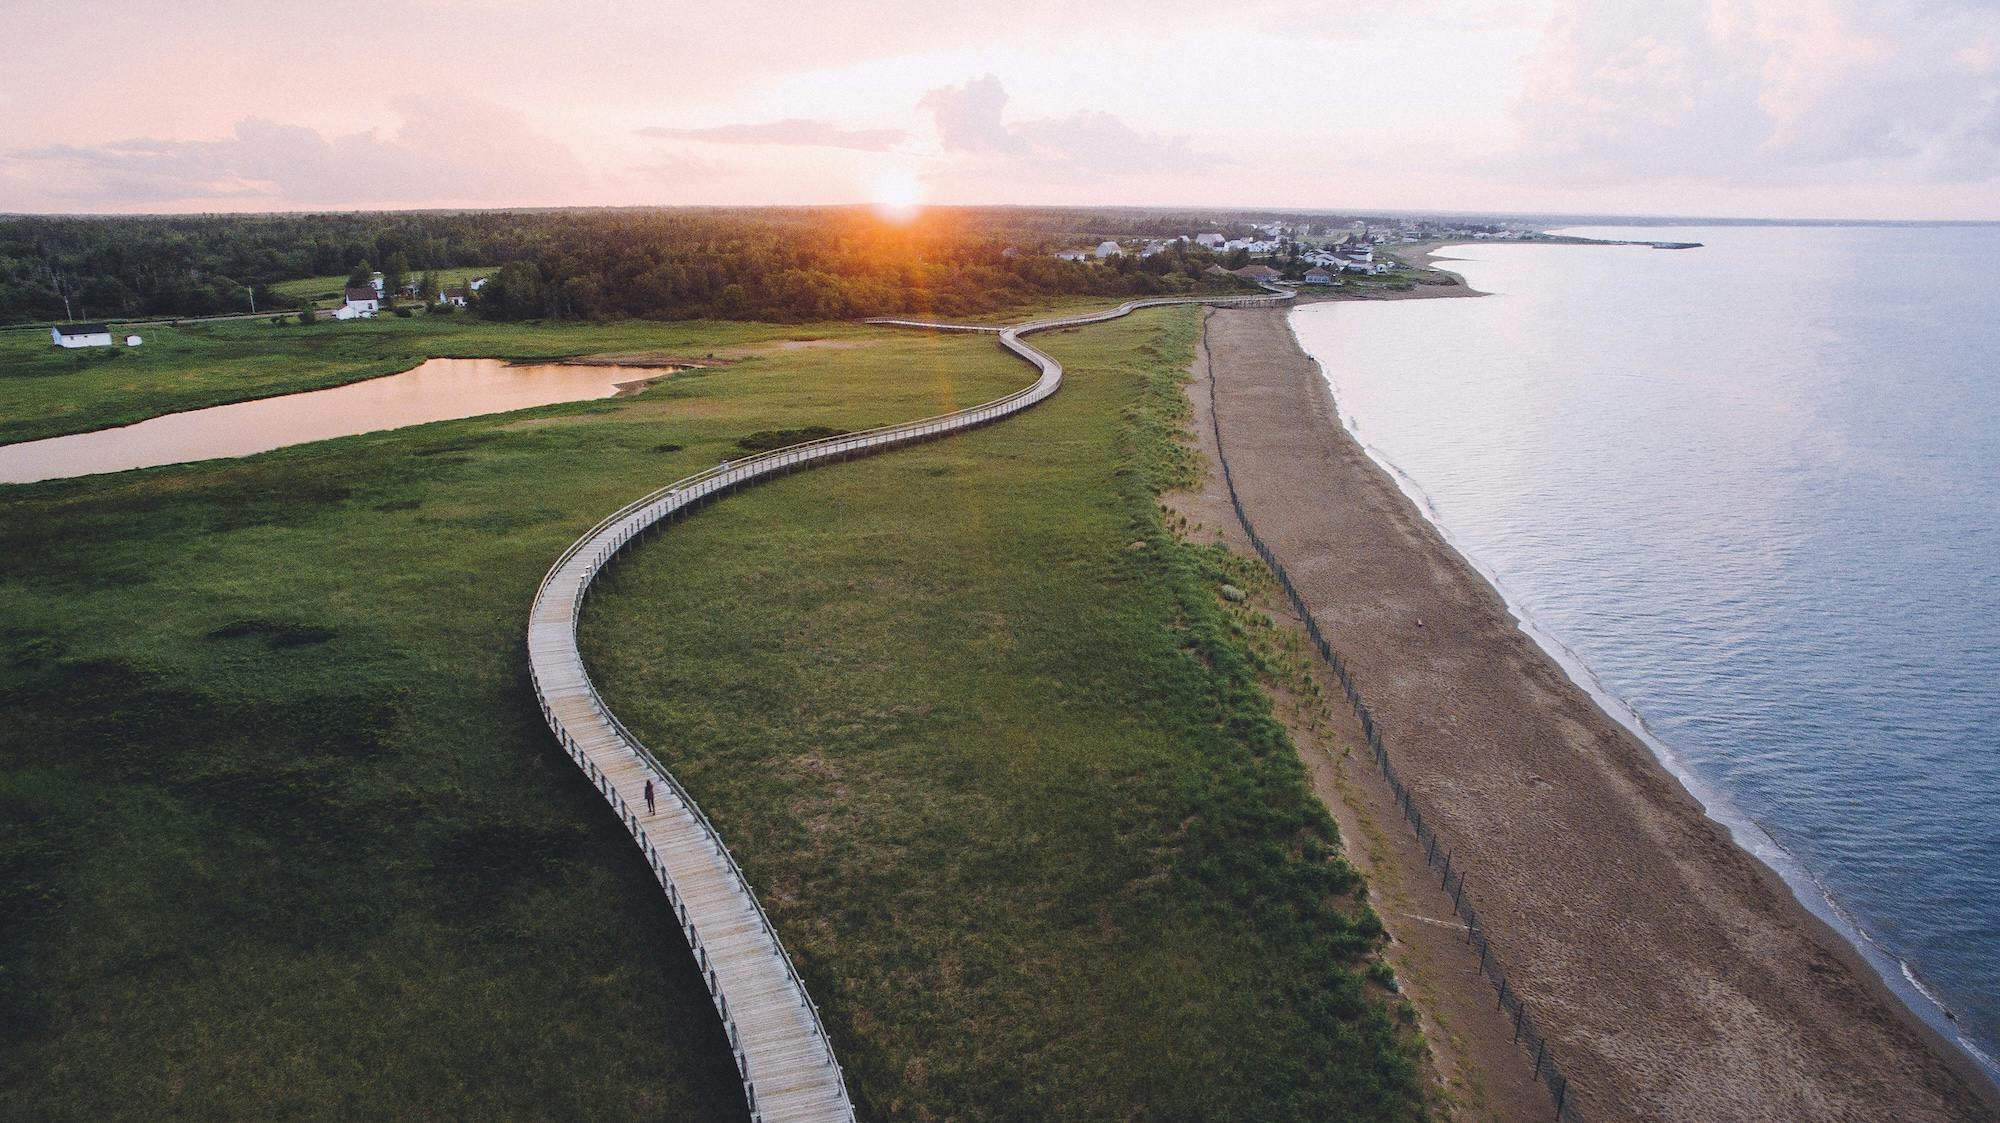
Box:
(526, 288), (1293, 1122)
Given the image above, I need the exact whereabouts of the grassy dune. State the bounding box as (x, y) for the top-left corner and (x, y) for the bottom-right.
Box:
(583, 309), (1421, 1120)
(0, 307), (1422, 1119)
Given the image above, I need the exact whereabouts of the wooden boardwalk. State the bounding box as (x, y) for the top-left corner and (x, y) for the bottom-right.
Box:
(525, 287), (1292, 1122)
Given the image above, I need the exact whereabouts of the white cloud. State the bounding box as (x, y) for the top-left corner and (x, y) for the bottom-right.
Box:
(1, 95), (584, 209)
(1512, 0), (2000, 185)
(918, 75), (1219, 174)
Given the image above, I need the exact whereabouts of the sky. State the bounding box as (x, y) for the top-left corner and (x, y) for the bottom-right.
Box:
(3, 0), (1998, 220)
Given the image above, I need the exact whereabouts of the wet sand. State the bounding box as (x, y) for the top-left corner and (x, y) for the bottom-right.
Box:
(1197, 305), (2000, 1122)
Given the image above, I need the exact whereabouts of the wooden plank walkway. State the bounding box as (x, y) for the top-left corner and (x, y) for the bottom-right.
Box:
(525, 287), (1292, 1123)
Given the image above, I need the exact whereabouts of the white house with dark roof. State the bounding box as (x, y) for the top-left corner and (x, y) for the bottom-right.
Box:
(335, 288), (379, 320)
(50, 323), (112, 348)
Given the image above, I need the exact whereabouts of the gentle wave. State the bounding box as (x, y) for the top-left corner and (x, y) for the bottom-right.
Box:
(1292, 224), (2000, 1079)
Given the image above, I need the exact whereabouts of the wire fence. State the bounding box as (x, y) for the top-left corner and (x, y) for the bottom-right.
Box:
(1200, 312), (1582, 1123)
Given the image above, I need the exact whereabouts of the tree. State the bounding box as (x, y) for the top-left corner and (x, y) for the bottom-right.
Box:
(417, 271), (440, 304)
(383, 252), (410, 300)
(296, 307), (315, 325)
(346, 260), (372, 289)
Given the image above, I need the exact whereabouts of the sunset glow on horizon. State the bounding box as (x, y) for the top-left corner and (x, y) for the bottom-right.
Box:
(3, 0), (1999, 221)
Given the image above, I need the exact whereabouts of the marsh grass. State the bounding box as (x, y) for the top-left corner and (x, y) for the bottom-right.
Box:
(0, 305), (1422, 1120)
(583, 309), (1424, 1121)
(0, 315), (880, 446)
(0, 324), (1024, 1119)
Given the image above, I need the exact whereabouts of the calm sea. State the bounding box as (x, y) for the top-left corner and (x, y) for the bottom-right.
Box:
(1292, 225), (2000, 1077)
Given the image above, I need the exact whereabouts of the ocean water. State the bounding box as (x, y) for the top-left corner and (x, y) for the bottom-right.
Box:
(1291, 225), (2000, 1077)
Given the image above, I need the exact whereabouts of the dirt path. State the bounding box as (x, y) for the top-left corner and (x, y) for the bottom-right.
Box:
(1191, 306), (1999, 1123)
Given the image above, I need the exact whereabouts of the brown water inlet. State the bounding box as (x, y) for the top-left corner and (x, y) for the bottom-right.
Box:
(0, 358), (668, 484)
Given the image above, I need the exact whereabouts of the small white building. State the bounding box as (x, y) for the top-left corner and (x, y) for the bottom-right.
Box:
(468, 277), (487, 292)
(1094, 240), (1123, 259)
(1303, 268), (1336, 285)
(50, 323), (113, 348)
(368, 272), (386, 296)
(437, 286), (469, 308)
(1194, 233), (1225, 248)
(125, 335), (143, 346)
(1055, 250), (1091, 262)
(341, 288), (380, 318)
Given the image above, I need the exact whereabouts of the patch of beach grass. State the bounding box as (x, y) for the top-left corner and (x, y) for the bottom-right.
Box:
(583, 308), (1423, 1121)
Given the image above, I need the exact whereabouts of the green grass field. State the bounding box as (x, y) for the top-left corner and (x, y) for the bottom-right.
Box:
(0, 315), (877, 447)
(0, 306), (1423, 1119)
(268, 266), (496, 306)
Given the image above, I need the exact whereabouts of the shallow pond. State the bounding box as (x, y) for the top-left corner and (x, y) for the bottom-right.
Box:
(0, 357), (668, 484)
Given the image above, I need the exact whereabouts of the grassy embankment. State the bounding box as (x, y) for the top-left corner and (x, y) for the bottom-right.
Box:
(0, 305), (1423, 1119)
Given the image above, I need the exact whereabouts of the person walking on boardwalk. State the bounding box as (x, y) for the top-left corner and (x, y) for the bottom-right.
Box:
(644, 779), (655, 816)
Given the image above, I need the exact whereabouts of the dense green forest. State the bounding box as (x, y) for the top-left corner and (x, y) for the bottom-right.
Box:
(0, 207), (1323, 325)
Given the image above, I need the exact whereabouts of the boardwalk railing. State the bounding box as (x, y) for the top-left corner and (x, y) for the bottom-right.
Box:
(526, 286), (1292, 1123)
(1198, 311), (1582, 1122)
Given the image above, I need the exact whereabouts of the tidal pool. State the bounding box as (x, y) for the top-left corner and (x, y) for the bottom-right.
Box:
(0, 357), (668, 484)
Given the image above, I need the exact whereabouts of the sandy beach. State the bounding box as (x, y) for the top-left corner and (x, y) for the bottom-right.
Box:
(1190, 304), (2000, 1122)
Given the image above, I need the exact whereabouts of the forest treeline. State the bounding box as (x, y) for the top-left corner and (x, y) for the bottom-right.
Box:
(0, 207), (1314, 324)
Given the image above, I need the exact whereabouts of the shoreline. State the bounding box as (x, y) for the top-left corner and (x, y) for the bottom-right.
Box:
(1319, 237), (2000, 1084)
(1197, 303), (2000, 1121)
(1312, 358), (2000, 1085)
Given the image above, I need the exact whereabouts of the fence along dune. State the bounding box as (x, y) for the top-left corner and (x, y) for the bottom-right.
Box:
(524, 287), (1292, 1122)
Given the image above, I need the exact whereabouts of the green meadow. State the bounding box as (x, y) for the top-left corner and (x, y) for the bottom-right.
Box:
(0, 314), (865, 447)
(0, 307), (1423, 1119)
(268, 265), (497, 307)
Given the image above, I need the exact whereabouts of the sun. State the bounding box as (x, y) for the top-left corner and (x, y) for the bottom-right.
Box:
(869, 172), (924, 223)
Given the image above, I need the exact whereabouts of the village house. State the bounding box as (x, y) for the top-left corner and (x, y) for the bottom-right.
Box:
(332, 287), (380, 320)
(1094, 240), (1123, 259)
(1302, 268), (1336, 285)
(1232, 264), (1284, 283)
(49, 322), (113, 348)
(1194, 233), (1225, 248)
(1055, 250), (1091, 262)
(437, 286), (470, 308)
